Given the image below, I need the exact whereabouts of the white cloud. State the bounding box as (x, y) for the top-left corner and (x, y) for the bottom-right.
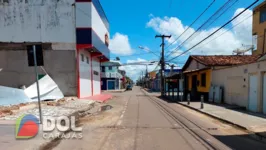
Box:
(119, 58), (159, 81)
(109, 33), (134, 55)
(146, 8), (253, 56)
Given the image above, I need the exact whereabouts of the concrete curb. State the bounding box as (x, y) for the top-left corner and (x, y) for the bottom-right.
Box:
(37, 101), (96, 150)
(103, 89), (126, 93)
(177, 102), (266, 143)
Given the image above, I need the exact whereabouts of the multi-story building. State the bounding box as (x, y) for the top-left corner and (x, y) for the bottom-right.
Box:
(0, 0), (110, 98)
(253, 1), (266, 55)
(101, 61), (124, 90)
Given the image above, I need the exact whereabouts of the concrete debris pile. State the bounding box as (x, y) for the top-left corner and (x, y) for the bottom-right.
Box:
(0, 75), (64, 106)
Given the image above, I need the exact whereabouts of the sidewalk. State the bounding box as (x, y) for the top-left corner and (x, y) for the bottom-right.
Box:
(179, 102), (266, 137)
(102, 89), (126, 93)
(86, 94), (113, 103)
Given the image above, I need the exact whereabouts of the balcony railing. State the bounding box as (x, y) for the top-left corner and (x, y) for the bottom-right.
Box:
(101, 72), (123, 79)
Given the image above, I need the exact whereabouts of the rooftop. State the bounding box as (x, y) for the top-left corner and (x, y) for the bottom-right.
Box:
(191, 55), (261, 66)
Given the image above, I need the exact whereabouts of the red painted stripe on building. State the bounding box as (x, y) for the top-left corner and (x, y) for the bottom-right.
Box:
(100, 61), (102, 94)
(91, 56), (94, 96)
(76, 44), (93, 50)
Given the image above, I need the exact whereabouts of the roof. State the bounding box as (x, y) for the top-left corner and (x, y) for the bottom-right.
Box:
(254, 1), (266, 11)
(183, 55), (261, 71)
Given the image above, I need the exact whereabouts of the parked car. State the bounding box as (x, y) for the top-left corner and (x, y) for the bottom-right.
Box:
(126, 84), (133, 90)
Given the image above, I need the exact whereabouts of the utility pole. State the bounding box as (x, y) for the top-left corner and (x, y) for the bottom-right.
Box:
(155, 35), (171, 97)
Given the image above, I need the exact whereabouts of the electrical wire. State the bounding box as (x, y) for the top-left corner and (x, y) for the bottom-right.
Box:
(164, 0), (216, 51)
(194, 14), (253, 53)
(166, 0), (259, 62)
(166, 0), (238, 58)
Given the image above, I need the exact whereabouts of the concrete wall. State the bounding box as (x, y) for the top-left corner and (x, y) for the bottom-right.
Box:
(0, 50), (77, 96)
(92, 57), (101, 95)
(79, 50), (92, 98)
(212, 60), (266, 111)
(0, 0), (76, 50)
(76, 3), (91, 28)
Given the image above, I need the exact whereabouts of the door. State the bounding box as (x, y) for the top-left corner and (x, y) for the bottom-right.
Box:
(107, 80), (115, 90)
(191, 75), (198, 100)
(249, 74), (258, 112)
(192, 75), (197, 89)
(263, 73), (266, 114)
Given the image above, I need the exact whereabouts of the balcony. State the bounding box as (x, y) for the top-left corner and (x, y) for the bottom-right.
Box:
(101, 72), (123, 79)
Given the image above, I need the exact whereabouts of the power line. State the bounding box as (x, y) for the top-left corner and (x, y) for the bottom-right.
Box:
(164, 0), (216, 51)
(110, 52), (160, 58)
(166, 0), (238, 58)
(194, 14), (253, 53)
(166, 0), (259, 62)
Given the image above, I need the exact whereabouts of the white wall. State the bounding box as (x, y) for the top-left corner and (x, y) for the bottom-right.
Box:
(91, 4), (109, 43)
(212, 60), (266, 111)
(76, 3), (91, 28)
(79, 50), (92, 98)
(185, 60), (206, 71)
(0, 50), (76, 96)
(0, 0), (76, 50)
(92, 57), (101, 95)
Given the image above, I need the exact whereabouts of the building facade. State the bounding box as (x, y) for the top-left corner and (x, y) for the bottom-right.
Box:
(253, 1), (266, 55)
(0, 0), (110, 98)
(101, 61), (123, 90)
(182, 55), (260, 102)
(212, 57), (266, 113)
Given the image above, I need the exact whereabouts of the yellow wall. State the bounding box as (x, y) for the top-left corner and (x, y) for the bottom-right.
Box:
(187, 69), (211, 93)
(253, 2), (266, 55)
(149, 71), (156, 78)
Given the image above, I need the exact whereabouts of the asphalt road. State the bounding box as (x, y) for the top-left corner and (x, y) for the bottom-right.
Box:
(53, 86), (266, 150)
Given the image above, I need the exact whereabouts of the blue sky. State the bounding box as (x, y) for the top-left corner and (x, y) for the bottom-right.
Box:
(100, 0), (264, 80)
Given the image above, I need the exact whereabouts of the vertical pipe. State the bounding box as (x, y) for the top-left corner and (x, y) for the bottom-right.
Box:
(33, 45), (43, 124)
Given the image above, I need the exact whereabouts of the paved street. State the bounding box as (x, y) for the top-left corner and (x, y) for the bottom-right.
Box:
(51, 86), (266, 150)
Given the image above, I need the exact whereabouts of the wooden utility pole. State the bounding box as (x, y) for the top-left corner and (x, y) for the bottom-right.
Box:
(155, 35), (171, 97)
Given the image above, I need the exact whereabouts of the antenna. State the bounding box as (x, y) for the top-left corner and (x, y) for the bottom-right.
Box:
(233, 44), (254, 55)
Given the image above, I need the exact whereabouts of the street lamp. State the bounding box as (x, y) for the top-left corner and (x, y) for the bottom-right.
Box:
(139, 46), (160, 57)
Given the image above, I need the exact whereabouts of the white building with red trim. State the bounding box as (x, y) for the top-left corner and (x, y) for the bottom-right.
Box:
(0, 0), (110, 98)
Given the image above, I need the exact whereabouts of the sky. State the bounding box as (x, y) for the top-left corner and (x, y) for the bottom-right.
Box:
(100, 0), (264, 81)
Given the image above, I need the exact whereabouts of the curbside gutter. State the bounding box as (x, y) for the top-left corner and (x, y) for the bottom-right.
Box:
(177, 102), (266, 143)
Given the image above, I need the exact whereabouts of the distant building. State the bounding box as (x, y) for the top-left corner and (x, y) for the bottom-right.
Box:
(0, 0), (110, 98)
(253, 1), (266, 55)
(101, 61), (124, 90)
(182, 55), (261, 103)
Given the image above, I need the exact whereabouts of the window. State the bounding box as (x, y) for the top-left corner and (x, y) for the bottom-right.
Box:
(101, 66), (105, 72)
(252, 34), (258, 51)
(201, 73), (206, 87)
(86, 57), (89, 64)
(81, 54), (84, 62)
(260, 9), (266, 23)
(93, 71), (99, 76)
(109, 66), (112, 70)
